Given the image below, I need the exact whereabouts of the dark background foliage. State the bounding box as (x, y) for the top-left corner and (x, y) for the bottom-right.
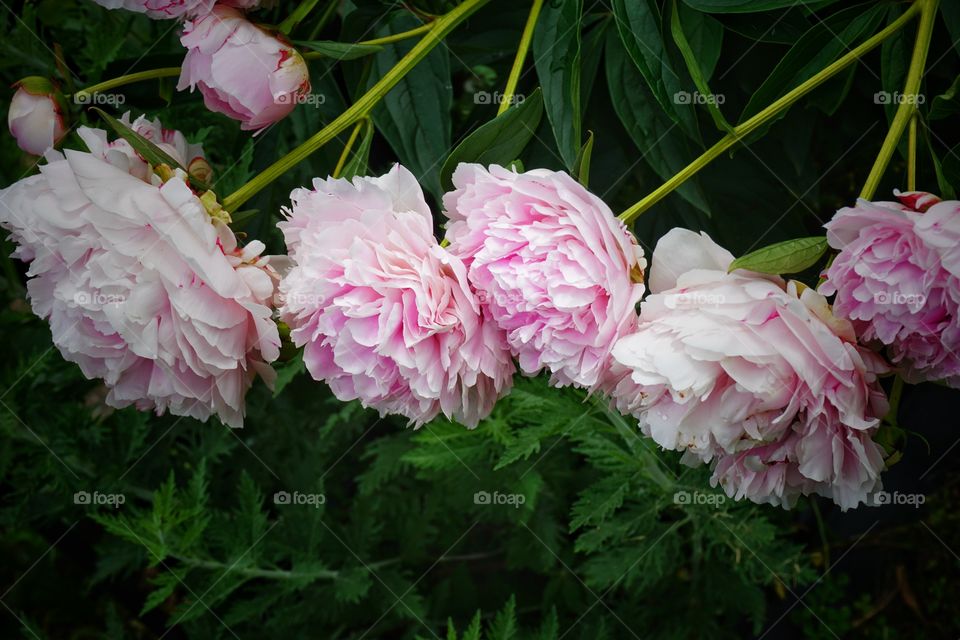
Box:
(1, 0), (959, 638)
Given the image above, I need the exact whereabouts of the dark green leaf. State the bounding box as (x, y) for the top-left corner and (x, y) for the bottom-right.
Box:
(439, 88), (543, 191)
(366, 14), (451, 199)
(611, 0), (698, 139)
(938, 141), (960, 198)
(728, 236), (828, 275)
(740, 4), (887, 132)
(580, 16), (610, 107)
(682, 0), (837, 13)
(676, 2), (723, 80)
(533, 0), (583, 170)
(670, 0), (730, 132)
(941, 1), (960, 59)
(574, 130), (594, 186)
(929, 144), (957, 199)
(605, 30), (711, 214)
(881, 5), (911, 123)
(719, 9), (811, 44)
(294, 40), (383, 60)
(929, 75), (960, 121)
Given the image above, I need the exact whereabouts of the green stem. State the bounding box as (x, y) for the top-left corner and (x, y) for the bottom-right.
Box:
(223, 0), (489, 212)
(360, 21), (435, 46)
(497, 0), (543, 116)
(860, 0), (938, 200)
(618, 0), (923, 224)
(907, 112), (918, 191)
(71, 67), (182, 99)
(301, 22), (436, 60)
(278, 0), (322, 35)
(333, 118), (366, 178)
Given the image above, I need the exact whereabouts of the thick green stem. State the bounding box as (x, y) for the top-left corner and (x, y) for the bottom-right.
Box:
(223, 0), (489, 212)
(618, 1), (923, 224)
(497, 0), (543, 116)
(860, 0), (938, 200)
(279, 0), (322, 35)
(71, 68), (182, 100)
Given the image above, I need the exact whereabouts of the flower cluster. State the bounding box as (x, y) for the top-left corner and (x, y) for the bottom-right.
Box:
(278, 166), (515, 428)
(607, 230), (888, 509)
(7, 2), (309, 155)
(443, 164), (646, 388)
(4, 108), (957, 509)
(0, 114), (280, 427)
(820, 191), (960, 387)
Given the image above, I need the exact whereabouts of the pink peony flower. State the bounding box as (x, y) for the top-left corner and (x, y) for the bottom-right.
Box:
(177, 5), (310, 132)
(442, 164), (646, 388)
(0, 117), (280, 427)
(278, 165), (515, 428)
(820, 191), (960, 387)
(8, 79), (67, 156)
(90, 0), (215, 19)
(609, 229), (889, 509)
(89, 0), (262, 19)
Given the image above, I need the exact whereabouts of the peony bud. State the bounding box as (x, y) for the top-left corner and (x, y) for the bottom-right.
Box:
(8, 77), (67, 156)
(177, 6), (310, 132)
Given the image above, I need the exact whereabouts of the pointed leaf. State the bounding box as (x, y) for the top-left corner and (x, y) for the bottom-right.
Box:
(295, 40), (384, 60)
(440, 88), (543, 191)
(728, 236), (828, 275)
(92, 108), (212, 192)
(573, 131), (594, 186)
(682, 0), (838, 12)
(670, 0), (730, 132)
(611, 0), (698, 139)
(533, 0), (583, 170)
